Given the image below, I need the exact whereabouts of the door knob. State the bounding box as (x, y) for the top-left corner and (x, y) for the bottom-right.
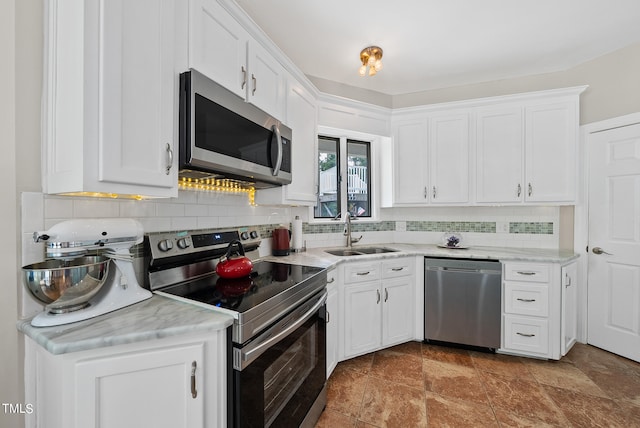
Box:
(592, 247), (613, 255)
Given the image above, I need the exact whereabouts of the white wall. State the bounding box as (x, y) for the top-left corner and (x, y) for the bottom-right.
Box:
(1, 0), (21, 426)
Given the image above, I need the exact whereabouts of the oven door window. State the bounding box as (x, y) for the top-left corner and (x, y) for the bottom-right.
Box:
(234, 307), (326, 428)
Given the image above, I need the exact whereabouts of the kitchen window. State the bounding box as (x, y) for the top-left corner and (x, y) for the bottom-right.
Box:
(314, 135), (372, 219)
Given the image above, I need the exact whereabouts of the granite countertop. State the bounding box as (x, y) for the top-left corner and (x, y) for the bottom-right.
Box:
(261, 243), (579, 268)
(17, 294), (234, 355)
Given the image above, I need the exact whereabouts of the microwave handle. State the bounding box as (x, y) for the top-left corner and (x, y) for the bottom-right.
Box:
(272, 124), (283, 176)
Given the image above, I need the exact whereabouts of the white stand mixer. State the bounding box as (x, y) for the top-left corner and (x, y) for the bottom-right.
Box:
(28, 219), (152, 327)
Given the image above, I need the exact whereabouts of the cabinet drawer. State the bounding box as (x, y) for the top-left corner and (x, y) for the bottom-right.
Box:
(382, 258), (414, 279)
(504, 282), (549, 317)
(343, 262), (381, 284)
(504, 263), (550, 283)
(503, 315), (549, 355)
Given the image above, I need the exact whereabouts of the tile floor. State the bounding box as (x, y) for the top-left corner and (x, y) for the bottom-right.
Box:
(315, 342), (640, 427)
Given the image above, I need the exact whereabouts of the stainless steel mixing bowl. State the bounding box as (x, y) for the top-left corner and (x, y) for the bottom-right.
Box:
(22, 256), (111, 312)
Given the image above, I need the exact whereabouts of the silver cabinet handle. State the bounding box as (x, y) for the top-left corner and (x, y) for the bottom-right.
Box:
(376, 289), (380, 304)
(391, 267), (404, 272)
(423, 186), (427, 199)
(165, 143), (173, 175)
(327, 277), (335, 284)
(190, 361), (197, 398)
(384, 288), (389, 302)
(516, 271), (537, 276)
(516, 332), (536, 338)
(528, 183), (533, 197)
(517, 298), (536, 302)
(326, 310), (330, 324)
(565, 273), (572, 287)
(356, 271), (371, 276)
(433, 186), (437, 199)
(592, 247), (613, 255)
(241, 66), (247, 89)
(251, 74), (257, 95)
(517, 183), (521, 197)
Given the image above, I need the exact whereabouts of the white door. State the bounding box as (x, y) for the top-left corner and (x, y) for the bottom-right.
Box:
(429, 112), (470, 204)
(392, 118), (429, 204)
(588, 122), (640, 363)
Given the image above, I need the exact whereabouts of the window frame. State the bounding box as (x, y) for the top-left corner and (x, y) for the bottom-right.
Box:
(311, 126), (383, 223)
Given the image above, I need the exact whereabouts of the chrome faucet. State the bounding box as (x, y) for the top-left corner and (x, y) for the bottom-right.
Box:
(344, 213), (363, 248)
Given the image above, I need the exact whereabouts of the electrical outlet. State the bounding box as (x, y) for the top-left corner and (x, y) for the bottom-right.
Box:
(496, 221), (509, 233)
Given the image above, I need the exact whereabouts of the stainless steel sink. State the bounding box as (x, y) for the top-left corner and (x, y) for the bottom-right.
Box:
(325, 247), (398, 257)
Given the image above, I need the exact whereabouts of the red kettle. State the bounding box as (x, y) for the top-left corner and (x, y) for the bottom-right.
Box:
(216, 240), (253, 279)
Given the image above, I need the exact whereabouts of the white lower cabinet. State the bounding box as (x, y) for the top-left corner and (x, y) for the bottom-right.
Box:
(26, 330), (228, 428)
(342, 257), (415, 359)
(325, 267), (339, 378)
(500, 260), (577, 360)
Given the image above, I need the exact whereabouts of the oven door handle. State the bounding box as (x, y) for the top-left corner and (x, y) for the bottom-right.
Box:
(234, 291), (327, 371)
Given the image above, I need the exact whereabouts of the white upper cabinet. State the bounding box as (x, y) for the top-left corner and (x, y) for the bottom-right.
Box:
(476, 106), (524, 203)
(429, 112), (470, 204)
(42, 0), (184, 198)
(189, 0), (285, 119)
(392, 117), (430, 204)
(392, 86), (585, 206)
(524, 102), (578, 203)
(475, 96), (580, 204)
(189, 0), (249, 99)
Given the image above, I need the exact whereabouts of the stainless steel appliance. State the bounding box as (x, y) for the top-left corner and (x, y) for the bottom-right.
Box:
(424, 258), (502, 350)
(179, 69), (292, 189)
(23, 219), (152, 327)
(145, 227), (327, 428)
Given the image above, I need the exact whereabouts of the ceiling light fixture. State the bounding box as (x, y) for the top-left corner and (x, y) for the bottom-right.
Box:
(358, 46), (383, 76)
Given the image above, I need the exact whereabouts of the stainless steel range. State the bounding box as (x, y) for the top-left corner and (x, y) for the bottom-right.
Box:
(144, 227), (327, 428)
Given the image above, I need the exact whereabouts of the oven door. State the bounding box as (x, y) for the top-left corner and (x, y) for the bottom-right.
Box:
(232, 290), (326, 428)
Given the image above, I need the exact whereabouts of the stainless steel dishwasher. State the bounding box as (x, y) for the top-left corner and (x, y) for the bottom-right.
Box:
(424, 258), (502, 350)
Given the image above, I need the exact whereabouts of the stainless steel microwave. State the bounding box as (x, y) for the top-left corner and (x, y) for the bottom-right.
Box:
(179, 69), (292, 188)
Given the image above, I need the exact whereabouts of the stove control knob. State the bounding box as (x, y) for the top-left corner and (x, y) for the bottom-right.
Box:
(177, 238), (190, 250)
(158, 239), (173, 252)
(250, 231), (259, 239)
(240, 231), (249, 240)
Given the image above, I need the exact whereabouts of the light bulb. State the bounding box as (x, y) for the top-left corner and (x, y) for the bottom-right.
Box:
(369, 66), (377, 76)
(358, 65), (366, 76)
(374, 60), (383, 71)
(367, 55), (376, 67)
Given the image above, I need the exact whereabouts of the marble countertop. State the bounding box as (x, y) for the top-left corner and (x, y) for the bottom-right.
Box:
(19, 243), (577, 356)
(261, 243), (579, 268)
(17, 294), (234, 355)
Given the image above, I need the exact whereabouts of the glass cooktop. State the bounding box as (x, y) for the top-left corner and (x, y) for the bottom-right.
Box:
(157, 261), (324, 314)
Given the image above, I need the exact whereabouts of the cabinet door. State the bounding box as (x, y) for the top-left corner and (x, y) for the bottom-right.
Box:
(326, 272), (339, 378)
(189, 0), (248, 98)
(246, 40), (285, 119)
(429, 112), (470, 204)
(524, 102), (577, 202)
(284, 80), (317, 202)
(561, 261), (578, 356)
(75, 343), (205, 428)
(476, 107), (524, 203)
(392, 118), (429, 204)
(382, 277), (414, 346)
(99, 0), (178, 190)
(343, 281), (382, 358)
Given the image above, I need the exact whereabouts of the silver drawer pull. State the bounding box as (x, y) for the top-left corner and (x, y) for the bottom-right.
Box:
(391, 267), (404, 271)
(327, 277), (335, 284)
(376, 289), (380, 304)
(516, 298), (536, 302)
(516, 271), (537, 276)
(516, 332), (536, 338)
(326, 310), (330, 324)
(356, 271), (371, 276)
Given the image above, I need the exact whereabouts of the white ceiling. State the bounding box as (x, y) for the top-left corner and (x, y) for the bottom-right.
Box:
(235, 0), (640, 95)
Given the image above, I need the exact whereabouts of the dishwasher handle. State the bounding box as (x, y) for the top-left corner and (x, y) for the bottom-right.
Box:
(427, 266), (501, 275)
